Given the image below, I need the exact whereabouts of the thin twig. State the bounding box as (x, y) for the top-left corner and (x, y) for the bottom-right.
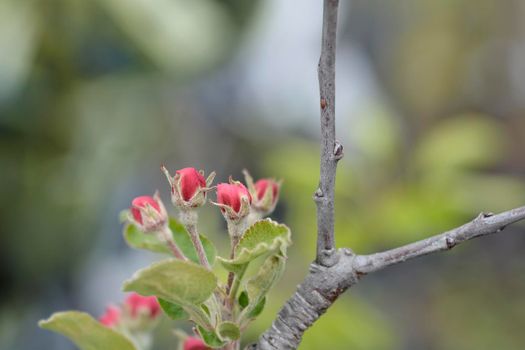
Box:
(353, 207), (525, 274)
(314, 0), (342, 266)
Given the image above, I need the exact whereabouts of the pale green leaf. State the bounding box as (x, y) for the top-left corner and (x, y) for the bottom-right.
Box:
(218, 219), (291, 270)
(123, 218), (216, 265)
(241, 255), (285, 322)
(38, 311), (136, 350)
(123, 259), (217, 306)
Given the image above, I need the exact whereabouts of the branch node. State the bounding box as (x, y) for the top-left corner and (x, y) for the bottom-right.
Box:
(445, 235), (456, 249)
(332, 141), (344, 160)
(341, 247), (354, 256)
(314, 188), (324, 199)
(320, 98), (327, 110)
(317, 248), (339, 267)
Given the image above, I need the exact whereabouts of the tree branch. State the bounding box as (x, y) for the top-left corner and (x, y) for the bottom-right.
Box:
(252, 208), (525, 350)
(315, 0), (342, 266)
(353, 206), (525, 274)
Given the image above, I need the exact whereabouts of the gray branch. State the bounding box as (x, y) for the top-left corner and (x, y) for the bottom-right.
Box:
(252, 208), (525, 350)
(353, 206), (525, 274)
(315, 0), (342, 267)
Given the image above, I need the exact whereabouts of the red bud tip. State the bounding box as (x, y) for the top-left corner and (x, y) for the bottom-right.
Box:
(216, 182), (252, 213)
(131, 196), (161, 224)
(176, 167), (206, 201)
(255, 179), (279, 203)
(99, 305), (121, 327)
(124, 293), (161, 319)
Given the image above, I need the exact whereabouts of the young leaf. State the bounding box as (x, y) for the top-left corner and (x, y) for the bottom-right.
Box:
(123, 259), (217, 306)
(238, 291), (249, 309)
(197, 325), (226, 348)
(217, 321), (241, 341)
(123, 218), (217, 265)
(38, 311), (136, 350)
(218, 219), (291, 270)
(246, 296), (266, 319)
(240, 255), (285, 322)
(123, 223), (169, 254)
(157, 298), (188, 320)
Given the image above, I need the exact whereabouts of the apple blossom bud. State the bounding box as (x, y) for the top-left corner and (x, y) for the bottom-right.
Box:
(183, 337), (210, 350)
(99, 305), (121, 328)
(243, 169), (281, 216)
(213, 180), (252, 221)
(162, 166), (215, 208)
(124, 293), (161, 320)
(129, 193), (168, 233)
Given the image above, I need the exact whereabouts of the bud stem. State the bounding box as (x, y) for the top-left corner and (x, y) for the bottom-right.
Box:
(159, 225), (187, 261)
(179, 210), (210, 269)
(224, 219), (249, 315)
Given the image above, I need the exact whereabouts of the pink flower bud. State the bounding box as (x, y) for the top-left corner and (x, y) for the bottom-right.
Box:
(255, 179), (279, 204)
(124, 293), (161, 319)
(214, 181), (252, 221)
(131, 196), (161, 224)
(176, 167), (206, 201)
(99, 305), (121, 328)
(243, 169), (281, 216)
(183, 337), (210, 350)
(162, 165), (215, 208)
(129, 193), (168, 233)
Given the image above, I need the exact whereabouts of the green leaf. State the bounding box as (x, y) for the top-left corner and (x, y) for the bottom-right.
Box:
(197, 325), (226, 348)
(38, 311), (136, 350)
(241, 255), (285, 322)
(218, 321), (240, 341)
(123, 259), (217, 306)
(157, 298), (188, 320)
(123, 218), (216, 265)
(218, 219), (291, 270)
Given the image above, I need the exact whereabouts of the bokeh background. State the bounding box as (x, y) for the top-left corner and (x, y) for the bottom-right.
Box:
(1, 0), (525, 349)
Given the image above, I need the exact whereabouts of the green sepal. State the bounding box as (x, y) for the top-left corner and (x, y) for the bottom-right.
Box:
(123, 218), (216, 265)
(218, 219), (291, 271)
(157, 298), (188, 320)
(38, 311), (136, 350)
(217, 321), (241, 341)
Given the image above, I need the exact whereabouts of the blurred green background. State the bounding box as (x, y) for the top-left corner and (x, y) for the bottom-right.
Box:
(1, 0), (525, 349)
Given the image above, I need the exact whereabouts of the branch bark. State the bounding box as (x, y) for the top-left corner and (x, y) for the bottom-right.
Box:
(315, 0), (342, 267)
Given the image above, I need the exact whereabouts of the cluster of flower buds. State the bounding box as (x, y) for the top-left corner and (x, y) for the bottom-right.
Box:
(162, 166), (215, 209)
(99, 293), (161, 331)
(129, 193), (168, 233)
(128, 166), (281, 255)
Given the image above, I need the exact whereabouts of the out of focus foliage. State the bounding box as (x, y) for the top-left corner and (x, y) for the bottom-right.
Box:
(1, 0), (524, 349)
